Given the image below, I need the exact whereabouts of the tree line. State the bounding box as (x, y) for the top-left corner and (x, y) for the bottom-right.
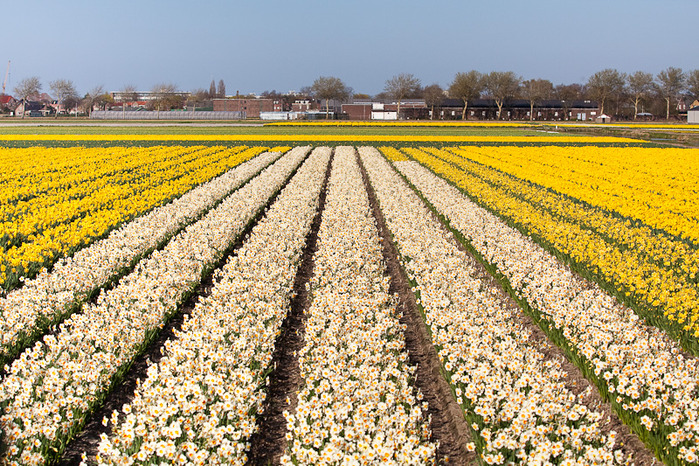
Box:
(5, 67), (699, 120)
(308, 67), (699, 120)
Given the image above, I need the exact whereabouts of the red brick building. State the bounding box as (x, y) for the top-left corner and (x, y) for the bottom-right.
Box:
(213, 98), (280, 118)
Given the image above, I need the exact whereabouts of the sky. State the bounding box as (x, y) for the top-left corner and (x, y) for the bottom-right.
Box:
(2, 0), (698, 97)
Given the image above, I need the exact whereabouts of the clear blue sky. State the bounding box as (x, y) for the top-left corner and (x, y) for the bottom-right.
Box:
(2, 0), (697, 97)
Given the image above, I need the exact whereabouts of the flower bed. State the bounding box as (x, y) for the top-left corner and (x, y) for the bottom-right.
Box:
(0, 147), (280, 368)
(282, 146), (436, 465)
(392, 155), (699, 464)
(96, 147), (331, 465)
(360, 147), (622, 465)
(0, 146), (310, 465)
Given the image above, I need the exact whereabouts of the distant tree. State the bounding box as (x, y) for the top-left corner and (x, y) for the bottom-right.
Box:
(656, 67), (686, 120)
(384, 73), (421, 119)
(422, 84), (444, 120)
(81, 85), (103, 115)
(151, 83), (180, 112)
(49, 79), (78, 118)
(63, 95), (81, 116)
(626, 71), (655, 120)
(485, 71), (521, 119)
(521, 78), (553, 121)
(554, 83), (585, 120)
(14, 76), (42, 118)
(209, 80), (217, 99)
(120, 84), (139, 104)
(586, 68), (626, 116)
(448, 71), (485, 120)
(218, 80), (226, 98)
(687, 70), (699, 102)
(310, 76), (352, 119)
(187, 88), (210, 111)
(353, 93), (370, 100)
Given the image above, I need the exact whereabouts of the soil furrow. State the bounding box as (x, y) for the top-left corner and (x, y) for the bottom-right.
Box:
(245, 149), (333, 465)
(357, 153), (476, 465)
(58, 151), (308, 466)
(393, 157), (658, 465)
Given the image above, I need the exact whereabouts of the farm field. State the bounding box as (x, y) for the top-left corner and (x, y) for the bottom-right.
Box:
(0, 127), (697, 465)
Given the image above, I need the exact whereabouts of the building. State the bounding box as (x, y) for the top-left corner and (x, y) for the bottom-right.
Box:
(439, 98), (600, 121)
(341, 99), (427, 120)
(14, 100), (53, 117)
(111, 91), (191, 102)
(213, 98), (280, 118)
(689, 104), (699, 124)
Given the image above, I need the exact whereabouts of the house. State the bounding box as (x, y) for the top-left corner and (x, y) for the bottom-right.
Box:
(0, 94), (17, 113)
(341, 99), (427, 120)
(14, 100), (53, 117)
(688, 104), (699, 124)
(438, 98), (599, 121)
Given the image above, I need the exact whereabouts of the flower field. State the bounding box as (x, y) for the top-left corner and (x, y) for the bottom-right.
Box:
(0, 136), (696, 465)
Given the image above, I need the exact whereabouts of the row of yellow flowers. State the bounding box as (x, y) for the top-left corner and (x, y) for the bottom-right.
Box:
(0, 134), (641, 143)
(0, 145), (276, 291)
(0, 148), (286, 369)
(438, 145), (699, 287)
(396, 146), (699, 350)
(388, 152), (699, 464)
(0, 146), (240, 247)
(449, 145), (699, 244)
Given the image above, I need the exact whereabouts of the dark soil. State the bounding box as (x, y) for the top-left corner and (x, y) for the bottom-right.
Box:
(245, 150), (332, 465)
(357, 151), (478, 465)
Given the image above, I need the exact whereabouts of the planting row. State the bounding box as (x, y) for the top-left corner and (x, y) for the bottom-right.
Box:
(401, 146), (699, 353)
(0, 147), (281, 368)
(96, 147), (331, 465)
(0, 145), (284, 291)
(391, 153), (699, 464)
(0, 146), (309, 465)
(360, 147), (623, 465)
(282, 147), (436, 464)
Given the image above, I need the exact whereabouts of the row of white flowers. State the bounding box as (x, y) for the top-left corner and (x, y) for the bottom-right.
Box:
(0, 147), (281, 367)
(0, 146), (310, 466)
(358, 147), (623, 465)
(282, 146), (436, 465)
(392, 156), (699, 463)
(95, 146), (332, 466)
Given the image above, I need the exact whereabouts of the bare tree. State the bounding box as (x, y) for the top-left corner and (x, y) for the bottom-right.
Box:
(13, 76), (42, 118)
(521, 78), (553, 121)
(209, 80), (217, 99)
(656, 67), (686, 120)
(448, 71), (484, 120)
(49, 79), (78, 118)
(485, 71), (521, 119)
(688, 69), (699, 102)
(310, 76), (352, 119)
(120, 84), (139, 104)
(626, 71), (655, 120)
(586, 68), (626, 116)
(423, 84), (444, 120)
(187, 88), (211, 111)
(218, 80), (226, 98)
(384, 73), (421, 119)
(554, 83), (585, 120)
(150, 83), (180, 112)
